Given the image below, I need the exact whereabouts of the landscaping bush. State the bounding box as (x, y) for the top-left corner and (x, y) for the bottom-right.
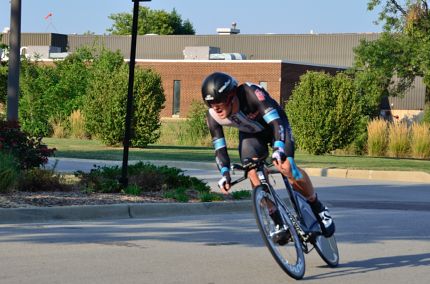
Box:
(367, 118), (388, 157)
(17, 168), (67, 192)
(410, 122), (430, 159)
(0, 151), (20, 192)
(19, 59), (57, 136)
(286, 71), (365, 155)
(18, 47), (98, 137)
(131, 68), (165, 147)
(75, 162), (212, 199)
(83, 49), (165, 146)
(387, 122), (410, 158)
(0, 121), (56, 169)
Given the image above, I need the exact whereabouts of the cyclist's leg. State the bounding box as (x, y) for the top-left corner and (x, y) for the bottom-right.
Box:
(238, 131), (269, 188)
(274, 127), (335, 237)
(239, 131), (289, 244)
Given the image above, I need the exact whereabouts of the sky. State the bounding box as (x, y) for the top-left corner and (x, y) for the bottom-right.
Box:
(0, 0), (383, 35)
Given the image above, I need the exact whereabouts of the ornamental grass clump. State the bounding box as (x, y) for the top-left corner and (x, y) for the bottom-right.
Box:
(410, 122), (430, 159)
(367, 118), (388, 157)
(387, 122), (410, 158)
(69, 110), (87, 139)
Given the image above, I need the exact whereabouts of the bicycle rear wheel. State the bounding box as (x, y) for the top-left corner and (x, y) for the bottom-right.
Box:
(252, 186), (305, 279)
(313, 234), (339, 267)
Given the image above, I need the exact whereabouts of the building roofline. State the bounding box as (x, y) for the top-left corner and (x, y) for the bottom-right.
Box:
(132, 59), (348, 69)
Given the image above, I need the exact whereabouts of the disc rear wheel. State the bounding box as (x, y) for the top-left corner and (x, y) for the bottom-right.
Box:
(313, 234), (339, 267)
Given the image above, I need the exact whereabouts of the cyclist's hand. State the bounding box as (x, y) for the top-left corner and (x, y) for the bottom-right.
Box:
(218, 172), (231, 194)
(271, 148), (287, 164)
(287, 157), (303, 180)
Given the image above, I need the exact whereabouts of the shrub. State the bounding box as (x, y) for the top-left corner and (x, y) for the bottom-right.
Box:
(19, 48), (92, 137)
(163, 187), (189, 202)
(199, 191), (224, 202)
(0, 151), (20, 192)
(75, 162), (211, 196)
(17, 168), (67, 192)
(387, 122), (410, 158)
(0, 121), (56, 169)
(410, 122), (430, 159)
(124, 184), (142, 196)
(131, 68), (165, 147)
(231, 190), (251, 200)
(367, 118), (388, 156)
(286, 71), (365, 155)
(19, 59), (57, 136)
(83, 50), (165, 146)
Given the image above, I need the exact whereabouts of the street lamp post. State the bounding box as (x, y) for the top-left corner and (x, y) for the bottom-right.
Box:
(120, 0), (151, 187)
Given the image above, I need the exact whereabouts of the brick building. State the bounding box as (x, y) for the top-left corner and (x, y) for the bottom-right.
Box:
(135, 60), (343, 118)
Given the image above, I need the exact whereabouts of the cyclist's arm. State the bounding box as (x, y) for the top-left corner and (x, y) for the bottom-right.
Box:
(246, 84), (293, 156)
(207, 111), (230, 175)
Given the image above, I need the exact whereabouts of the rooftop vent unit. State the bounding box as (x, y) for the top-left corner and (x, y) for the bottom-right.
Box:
(21, 46), (69, 60)
(216, 22), (240, 35)
(183, 46), (221, 60)
(209, 53), (246, 60)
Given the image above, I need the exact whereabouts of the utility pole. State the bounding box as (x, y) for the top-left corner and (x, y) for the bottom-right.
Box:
(7, 0), (21, 122)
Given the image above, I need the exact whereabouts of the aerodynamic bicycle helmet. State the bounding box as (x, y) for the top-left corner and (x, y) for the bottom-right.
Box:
(201, 72), (238, 107)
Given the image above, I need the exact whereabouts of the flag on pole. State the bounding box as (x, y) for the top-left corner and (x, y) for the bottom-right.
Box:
(44, 12), (53, 20)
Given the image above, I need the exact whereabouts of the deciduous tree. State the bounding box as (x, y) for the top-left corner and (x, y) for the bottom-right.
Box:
(107, 7), (195, 35)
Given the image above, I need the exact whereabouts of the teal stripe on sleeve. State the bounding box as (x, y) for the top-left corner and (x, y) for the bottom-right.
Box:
(213, 138), (226, 150)
(263, 109), (280, 124)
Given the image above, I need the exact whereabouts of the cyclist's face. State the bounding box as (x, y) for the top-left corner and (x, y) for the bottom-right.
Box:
(210, 101), (232, 119)
(209, 90), (236, 119)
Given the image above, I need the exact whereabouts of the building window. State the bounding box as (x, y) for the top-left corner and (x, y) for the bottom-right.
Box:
(173, 80), (181, 116)
(259, 81), (268, 90)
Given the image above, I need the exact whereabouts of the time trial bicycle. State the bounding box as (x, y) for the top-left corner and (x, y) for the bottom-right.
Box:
(229, 158), (339, 279)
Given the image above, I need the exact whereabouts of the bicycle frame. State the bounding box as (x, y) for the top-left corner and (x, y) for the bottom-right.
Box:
(231, 160), (317, 253)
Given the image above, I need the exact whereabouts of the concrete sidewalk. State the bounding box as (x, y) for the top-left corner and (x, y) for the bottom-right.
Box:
(48, 157), (430, 183)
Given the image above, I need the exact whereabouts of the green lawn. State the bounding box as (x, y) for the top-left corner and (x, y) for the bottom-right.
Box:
(43, 138), (430, 173)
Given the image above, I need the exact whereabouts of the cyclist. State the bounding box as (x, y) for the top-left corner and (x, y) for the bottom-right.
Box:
(201, 72), (335, 239)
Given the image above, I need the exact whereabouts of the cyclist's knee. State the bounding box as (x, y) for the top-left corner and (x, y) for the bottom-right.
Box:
(248, 169), (261, 188)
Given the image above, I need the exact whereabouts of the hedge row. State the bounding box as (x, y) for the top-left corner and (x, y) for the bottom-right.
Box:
(1, 47), (165, 146)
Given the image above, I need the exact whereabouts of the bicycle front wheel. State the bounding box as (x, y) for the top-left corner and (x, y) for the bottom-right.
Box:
(252, 186), (305, 279)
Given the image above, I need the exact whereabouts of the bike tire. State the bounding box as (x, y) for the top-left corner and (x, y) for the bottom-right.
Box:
(252, 186), (305, 279)
(313, 234), (339, 267)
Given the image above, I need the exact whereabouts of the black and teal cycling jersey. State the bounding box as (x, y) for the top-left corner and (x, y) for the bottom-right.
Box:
(206, 83), (295, 175)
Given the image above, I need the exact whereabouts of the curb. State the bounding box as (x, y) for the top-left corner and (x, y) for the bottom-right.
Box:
(304, 168), (430, 183)
(0, 201), (253, 224)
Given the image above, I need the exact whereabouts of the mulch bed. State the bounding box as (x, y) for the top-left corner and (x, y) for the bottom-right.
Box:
(0, 190), (186, 208)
